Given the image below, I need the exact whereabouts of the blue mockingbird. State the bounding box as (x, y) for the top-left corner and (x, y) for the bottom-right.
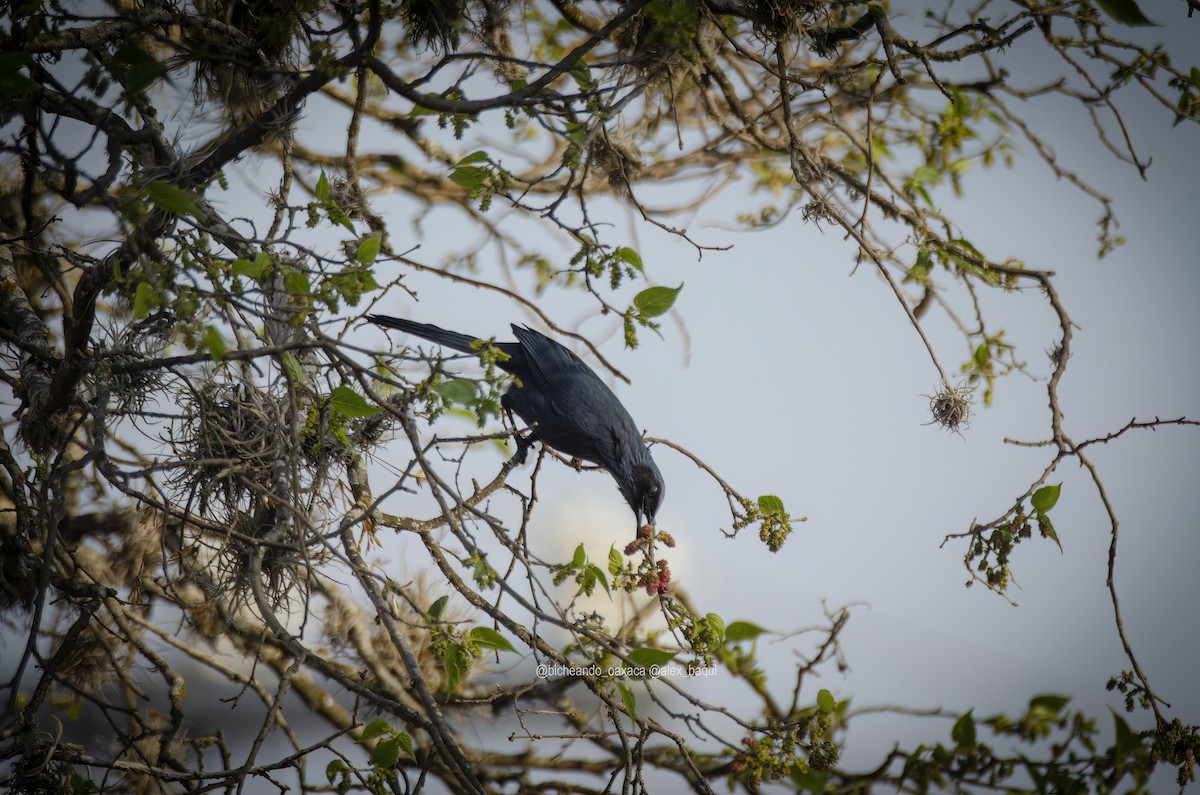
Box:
(369, 316), (665, 530)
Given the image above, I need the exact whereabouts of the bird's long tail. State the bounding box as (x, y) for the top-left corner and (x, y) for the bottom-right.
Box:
(367, 315), (483, 355)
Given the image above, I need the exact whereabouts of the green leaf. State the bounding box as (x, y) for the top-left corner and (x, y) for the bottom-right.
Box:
(428, 595), (449, 621)
(204, 326), (226, 362)
(816, 689), (836, 714)
(1018, 753), (1048, 795)
(724, 621), (768, 643)
(356, 235), (382, 265)
(449, 166), (488, 192)
(280, 351), (305, 383)
(371, 735), (403, 768)
(430, 378), (477, 405)
(316, 171), (331, 201)
(790, 764), (830, 793)
(628, 647), (676, 669)
(952, 710), (977, 749)
(1031, 483), (1061, 514)
(616, 681), (637, 723)
(1112, 710), (1142, 756)
(912, 165), (940, 185)
(586, 564), (611, 596)
(132, 281), (156, 319)
(325, 759), (348, 784)
(1094, 0), (1157, 26)
(632, 283), (683, 319)
(144, 181), (199, 216)
(468, 626), (516, 653)
(455, 150), (490, 166)
(283, 270), (309, 296)
(1030, 694), (1071, 714)
(571, 543), (586, 568)
(907, 250), (934, 281)
(330, 386), (382, 418)
(608, 545), (623, 576)
(113, 44), (168, 92)
(396, 732), (415, 760)
(232, 256), (270, 282)
(1039, 514), (1063, 553)
(0, 51), (33, 97)
(705, 612), (725, 643)
(442, 643), (469, 693)
(360, 718), (391, 742)
(615, 246), (644, 272)
(757, 495), (784, 515)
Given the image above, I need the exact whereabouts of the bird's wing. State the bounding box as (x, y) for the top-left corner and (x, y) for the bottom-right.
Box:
(509, 325), (584, 394)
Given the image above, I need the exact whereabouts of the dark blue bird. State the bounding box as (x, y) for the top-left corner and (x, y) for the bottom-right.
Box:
(369, 316), (665, 530)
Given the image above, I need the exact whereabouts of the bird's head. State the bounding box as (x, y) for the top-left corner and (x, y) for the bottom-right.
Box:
(622, 460), (665, 527)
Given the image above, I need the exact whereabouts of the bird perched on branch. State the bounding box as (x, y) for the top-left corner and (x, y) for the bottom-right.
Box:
(368, 315), (665, 532)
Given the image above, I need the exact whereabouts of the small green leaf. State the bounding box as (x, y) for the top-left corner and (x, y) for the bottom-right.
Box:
(1030, 694), (1071, 714)
(396, 732), (415, 760)
(113, 44), (168, 92)
(455, 150), (490, 166)
(912, 165), (940, 185)
(627, 647), (676, 669)
(428, 595), (449, 621)
(1019, 753), (1048, 795)
(608, 545), (623, 576)
(724, 621), (768, 643)
(705, 613), (725, 643)
(330, 385), (382, 418)
(632, 283), (683, 319)
(316, 171), (331, 201)
(0, 52), (33, 97)
(587, 564), (611, 596)
(132, 281), (156, 319)
(204, 325), (226, 362)
(325, 759), (348, 784)
(283, 270), (309, 296)
(1112, 710), (1142, 756)
(952, 710), (977, 749)
(371, 735), (403, 768)
(615, 246), (643, 272)
(449, 166), (488, 192)
(816, 689), (836, 714)
(231, 256), (270, 282)
(356, 235), (382, 265)
(280, 351), (305, 383)
(442, 643), (469, 693)
(790, 764), (830, 793)
(757, 495), (785, 515)
(1095, 0), (1157, 26)
(616, 681), (637, 723)
(469, 626), (516, 653)
(907, 250), (934, 281)
(430, 378), (476, 405)
(360, 718), (391, 742)
(0, 52), (32, 77)
(571, 543), (586, 568)
(1040, 514), (1063, 553)
(144, 181), (199, 216)
(1031, 483), (1061, 514)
